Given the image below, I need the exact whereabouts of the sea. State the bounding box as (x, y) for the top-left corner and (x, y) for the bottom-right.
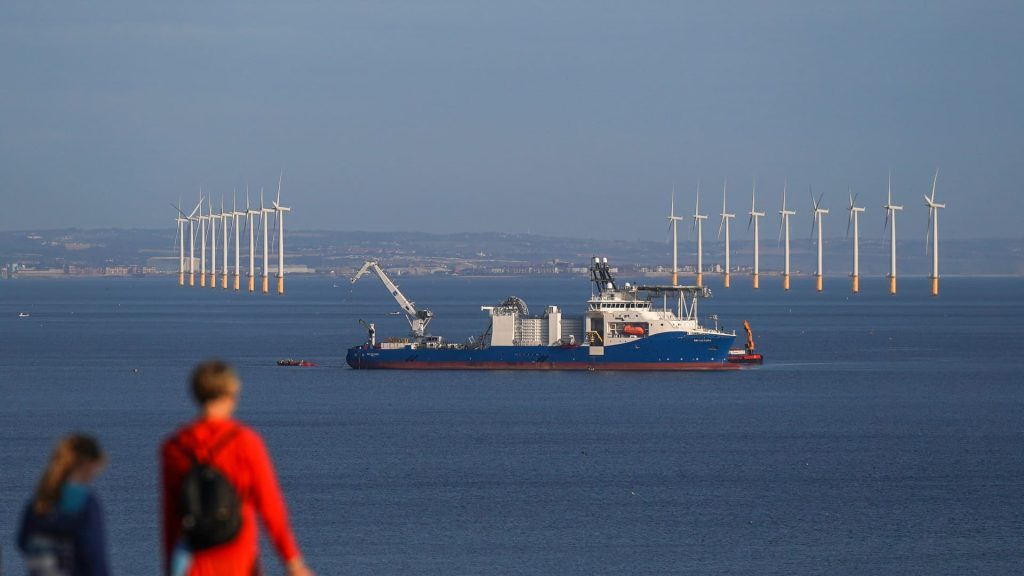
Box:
(1, 275), (1022, 575)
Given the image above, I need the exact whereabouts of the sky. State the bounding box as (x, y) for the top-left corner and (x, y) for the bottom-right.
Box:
(1, 1), (1022, 241)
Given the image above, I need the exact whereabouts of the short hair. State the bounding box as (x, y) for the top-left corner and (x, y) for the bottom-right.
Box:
(190, 360), (239, 404)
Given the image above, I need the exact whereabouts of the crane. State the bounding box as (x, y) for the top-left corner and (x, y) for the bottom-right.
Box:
(351, 260), (434, 338)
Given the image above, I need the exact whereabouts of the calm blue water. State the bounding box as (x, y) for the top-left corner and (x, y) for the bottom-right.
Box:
(1, 275), (1022, 575)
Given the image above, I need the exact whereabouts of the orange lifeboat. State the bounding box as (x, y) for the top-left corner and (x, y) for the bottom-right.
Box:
(623, 324), (645, 336)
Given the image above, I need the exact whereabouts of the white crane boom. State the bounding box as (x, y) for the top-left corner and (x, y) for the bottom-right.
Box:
(352, 260), (433, 337)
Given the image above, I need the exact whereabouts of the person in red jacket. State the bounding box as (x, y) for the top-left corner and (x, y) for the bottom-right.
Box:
(161, 360), (313, 576)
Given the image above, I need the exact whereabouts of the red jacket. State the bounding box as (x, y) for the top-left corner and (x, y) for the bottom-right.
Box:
(161, 418), (301, 576)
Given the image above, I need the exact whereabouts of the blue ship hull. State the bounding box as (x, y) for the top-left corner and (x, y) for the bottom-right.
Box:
(347, 331), (738, 371)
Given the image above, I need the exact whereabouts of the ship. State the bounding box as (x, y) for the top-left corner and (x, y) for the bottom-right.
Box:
(346, 257), (739, 371)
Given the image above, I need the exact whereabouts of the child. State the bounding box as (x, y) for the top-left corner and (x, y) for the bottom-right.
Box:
(18, 434), (110, 576)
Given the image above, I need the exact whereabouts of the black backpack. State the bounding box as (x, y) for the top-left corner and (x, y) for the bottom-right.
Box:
(175, 427), (243, 551)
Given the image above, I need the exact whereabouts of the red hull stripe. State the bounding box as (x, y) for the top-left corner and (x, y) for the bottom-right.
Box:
(350, 361), (740, 371)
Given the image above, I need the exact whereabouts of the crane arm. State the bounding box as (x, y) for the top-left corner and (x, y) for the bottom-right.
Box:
(743, 320), (755, 352)
(351, 260), (433, 336)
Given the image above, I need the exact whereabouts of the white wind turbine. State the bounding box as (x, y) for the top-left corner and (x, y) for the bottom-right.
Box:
(667, 187), (683, 286)
(260, 188), (274, 294)
(810, 188), (828, 292)
(718, 177), (735, 288)
(847, 187), (865, 294)
(778, 180), (796, 291)
(186, 197), (201, 287)
(748, 179), (765, 289)
(883, 171), (903, 295)
(173, 199), (187, 286)
(691, 181), (708, 286)
(208, 197), (218, 289)
(198, 192), (208, 288)
(220, 197), (229, 289)
(925, 168), (945, 297)
(246, 189), (258, 293)
(272, 172), (291, 295)
(232, 191), (245, 291)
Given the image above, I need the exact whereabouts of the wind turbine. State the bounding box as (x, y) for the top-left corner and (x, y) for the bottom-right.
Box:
(208, 197), (218, 289)
(246, 189), (258, 293)
(186, 197), (201, 287)
(232, 191), (244, 291)
(718, 177), (735, 288)
(198, 192), (208, 288)
(667, 187), (683, 286)
(883, 171), (903, 295)
(220, 197), (229, 289)
(692, 181), (708, 287)
(925, 168), (945, 297)
(173, 199), (186, 286)
(847, 187), (865, 293)
(260, 188), (274, 294)
(778, 180), (796, 291)
(748, 179), (765, 289)
(272, 172), (291, 295)
(810, 188), (828, 292)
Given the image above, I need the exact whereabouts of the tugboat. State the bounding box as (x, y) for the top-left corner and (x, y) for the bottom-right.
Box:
(727, 320), (763, 364)
(346, 257), (739, 371)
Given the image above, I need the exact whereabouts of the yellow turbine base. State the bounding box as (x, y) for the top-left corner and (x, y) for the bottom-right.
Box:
(852, 275), (859, 293)
(888, 276), (896, 295)
(248, 276), (255, 293)
(671, 272), (678, 286)
(277, 276), (284, 295)
(200, 274), (206, 287)
(210, 274), (217, 289)
(752, 274), (759, 289)
(189, 273), (194, 287)
(222, 274), (228, 289)
(262, 276), (269, 294)
(696, 273), (703, 287)
(234, 275), (240, 291)
(723, 273), (730, 288)
(178, 272), (184, 286)
(930, 277), (938, 297)
(783, 274), (790, 291)
(815, 275), (823, 292)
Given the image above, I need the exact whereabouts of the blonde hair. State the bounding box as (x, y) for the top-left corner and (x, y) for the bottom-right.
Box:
(33, 434), (104, 514)
(190, 360), (240, 404)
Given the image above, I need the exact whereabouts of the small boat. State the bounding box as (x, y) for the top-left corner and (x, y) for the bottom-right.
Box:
(387, 310), (402, 316)
(18, 312), (30, 318)
(277, 359), (317, 367)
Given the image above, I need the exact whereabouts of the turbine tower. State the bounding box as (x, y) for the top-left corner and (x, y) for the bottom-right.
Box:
(260, 189), (274, 294)
(748, 179), (765, 289)
(847, 187), (865, 293)
(187, 198), (200, 287)
(778, 180), (796, 291)
(208, 198), (218, 289)
(810, 188), (828, 292)
(231, 192), (244, 291)
(925, 168), (945, 297)
(246, 190), (258, 293)
(272, 172), (291, 295)
(692, 181), (708, 287)
(220, 197), (229, 289)
(173, 200), (186, 286)
(718, 177), (735, 288)
(883, 172), (903, 295)
(198, 196), (208, 288)
(667, 187), (683, 286)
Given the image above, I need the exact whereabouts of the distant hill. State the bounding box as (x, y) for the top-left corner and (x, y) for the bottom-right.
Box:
(0, 228), (1021, 276)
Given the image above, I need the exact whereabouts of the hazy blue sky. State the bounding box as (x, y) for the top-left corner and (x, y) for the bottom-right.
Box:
(1, 1), (1021, 240)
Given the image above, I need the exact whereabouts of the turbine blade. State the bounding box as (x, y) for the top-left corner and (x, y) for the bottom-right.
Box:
(277, 170), (283, 205)
(717, 217), (724, 240)
(846, 211), (852, 238)
(930, 167), (939, 202)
